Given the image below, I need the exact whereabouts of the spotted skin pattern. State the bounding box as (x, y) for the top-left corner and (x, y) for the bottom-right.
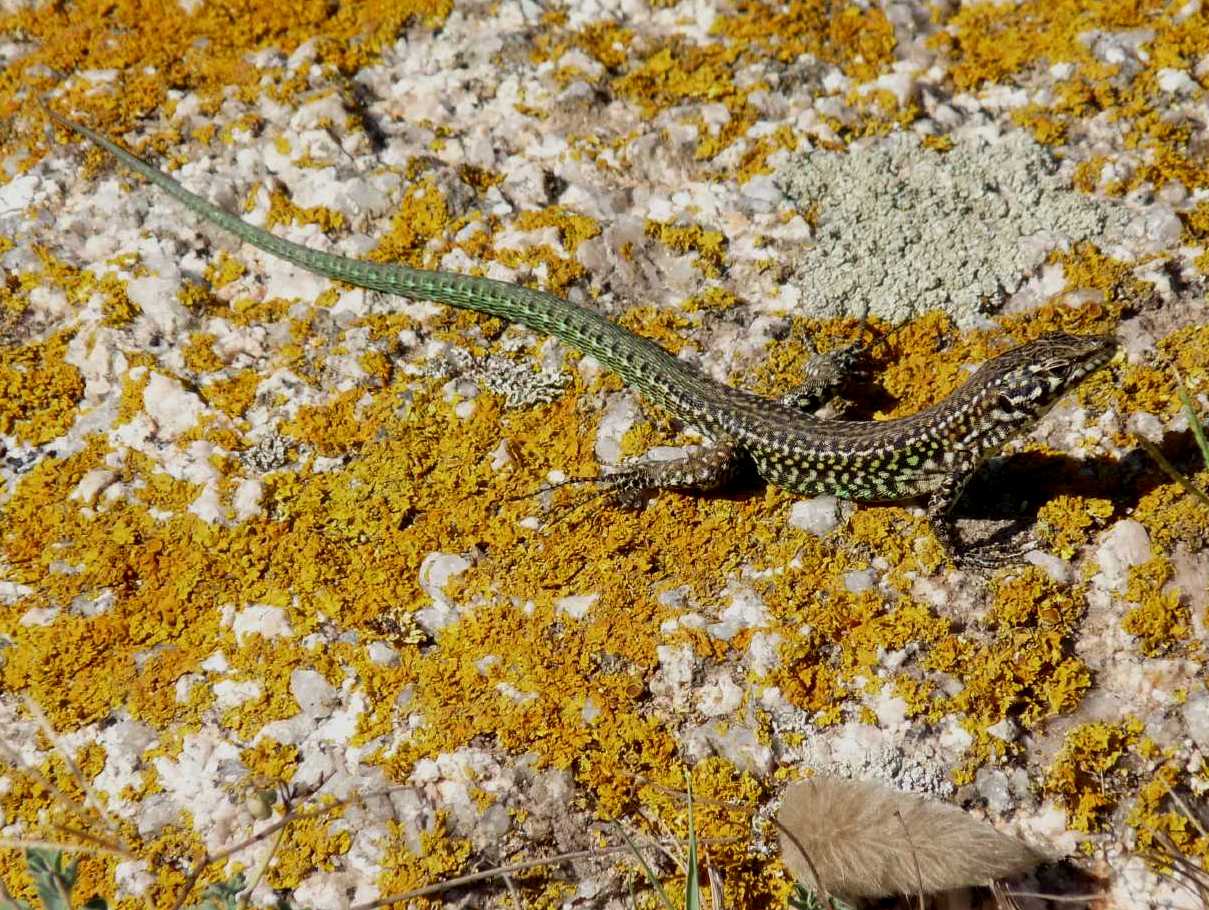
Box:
(45, 107), (1119, 563)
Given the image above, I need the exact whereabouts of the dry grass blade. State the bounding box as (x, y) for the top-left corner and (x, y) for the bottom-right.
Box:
(777, 777), (1042, 899)
(1000, 891), (1106, 903)
(349, 836), (742, 910)
(1146, 830), (1209, 905)
(891, 808), (925, 910)
(1136, 436), (1209, 508)
(1173, 366), (1209, 468)
(23, 696), (126, 846)
(0, 837), (132, 858)
(1136, 364), (1209, 508)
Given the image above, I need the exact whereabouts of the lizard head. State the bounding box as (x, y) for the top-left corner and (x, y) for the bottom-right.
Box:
(975, 332), (1120, 426)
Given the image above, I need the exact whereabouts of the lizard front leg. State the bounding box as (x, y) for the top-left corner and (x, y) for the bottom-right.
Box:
(926, 470), (1036, 567)
(781, 343), (863, 413)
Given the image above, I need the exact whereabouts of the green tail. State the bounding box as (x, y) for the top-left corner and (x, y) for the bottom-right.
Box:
(45, 106), (726, 415)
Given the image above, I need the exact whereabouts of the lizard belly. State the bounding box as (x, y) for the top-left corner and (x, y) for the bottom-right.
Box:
(751, 447), (950, 503)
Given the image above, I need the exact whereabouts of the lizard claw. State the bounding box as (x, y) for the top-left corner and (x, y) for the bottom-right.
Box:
(957, 530), (1039, 569)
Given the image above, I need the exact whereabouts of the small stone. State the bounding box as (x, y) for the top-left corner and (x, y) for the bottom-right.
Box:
(789, 495), (841, 536)
(418, 552), (472, 600)
(1096, 520), (1152, 591)
(291, 668), (339, 717)
(368, 641), (400, 666)
(844, 569), (876, 593)
(1157, 67), (1196, 93)
(1127, 411), (1165, 443)
(1183, 692), (1209, 751)
(556, 593), (597, 620)
(697, 674), (743, 717)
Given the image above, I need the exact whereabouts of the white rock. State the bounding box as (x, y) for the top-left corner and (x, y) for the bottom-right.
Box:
(232, 478), (264, 521)
(1096, 519), (1152, 591)
(844, 569), (875, 593)
(789, 496), (841, 535)
(697, 674), (743, 716)
(291, 668), (339, 717)
(652, 644), (695, 705)
(0, 174), (38, 215)
(1183, 691), (1209, 751)
(72, 468), (116, 504)
(127, 275), (188, 335)
(232, 603), (293, 645)
(143, 372), (204, 438)
(212, 679), (262, 710)
(368, 641), (400, 666)
(1127, 411), (1165, 442)
(708, 584), (768, 640)
(418, 551), (472, 601)
(1157, 67), (1196, 93)
(556, 593), (597, 620)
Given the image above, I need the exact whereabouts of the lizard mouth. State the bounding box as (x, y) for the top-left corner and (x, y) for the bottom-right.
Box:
(1056, 333), (1120, 382)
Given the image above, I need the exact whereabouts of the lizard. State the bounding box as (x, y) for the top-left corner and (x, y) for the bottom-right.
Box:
(41, 104), (1119, 565)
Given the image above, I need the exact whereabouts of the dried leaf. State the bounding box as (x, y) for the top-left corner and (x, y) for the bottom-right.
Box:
(777, 777), (1042, 898)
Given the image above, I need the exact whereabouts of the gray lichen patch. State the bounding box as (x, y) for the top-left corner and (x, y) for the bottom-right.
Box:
(777, 131), (1131, 327)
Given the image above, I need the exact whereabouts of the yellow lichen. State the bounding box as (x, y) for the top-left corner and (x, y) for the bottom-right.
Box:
(1127, 756), (1209, 870)
(264, 190), (348, 234)
(1122, 557), (1194, 657)
(7, 0), (453, 173)
(644, 220), (728, 278)
(266, 813), (352, 889)
(616, 305), (697, 356)
(0, 329), (84, 445)
(182, 331), (225, 375)
(935, 0), (1209, 193)
(1035, 495), (1115, 560)
(513, 205), (602, 254)
(200, 369), (261, 419)
(204, 251), (248, 289)
(1046, 718), (1145, 833)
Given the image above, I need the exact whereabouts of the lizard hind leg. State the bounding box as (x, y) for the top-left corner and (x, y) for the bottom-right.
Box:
(511, 438), (741, 517)
(600, 438), (743, 508)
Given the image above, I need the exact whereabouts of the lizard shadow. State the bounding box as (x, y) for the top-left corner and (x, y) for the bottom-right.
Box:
(949, 426), (1201, 527)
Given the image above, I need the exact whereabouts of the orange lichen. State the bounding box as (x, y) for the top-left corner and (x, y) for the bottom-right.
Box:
(265, 190), (348, 234)
(0, 329), (84, 445)
(95, 271), (140, 326)
(3, 0), (453, 171)
(644, 220), (728, 278)
(266, 813), (353, 889)
(935, 0), (1209, 192)
(200, 369), (261, 419)
(1122, 556), (1194, 657)
(513, 205), (602, 255)
(6, 1), (1209, 904)
(1046, 718), (1145, 833)
(616, 305), (697, 356)
(1035, 495), (1115, 560)
(203, 251), (249, 289)
(682, 286), (741, 313)
(1127, 757), (1209, 869)
(375, 819), (472, 908)
(735, 125), (799, 183)
(182, 331), (226, 375)
(534, 1), (897, 163)
(989, 568), (1087, 631)
(368, 176), (453, 270)
(898, 568), (1095, 779)
(1047, 243), (1149, 308)
(712, 1), (896, 81)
